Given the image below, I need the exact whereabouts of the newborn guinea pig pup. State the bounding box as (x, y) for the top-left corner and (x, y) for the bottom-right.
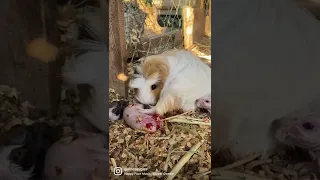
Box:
(272, 115), (320, 175)
(109, 100), (129, 121)
(0, 123), (62, 180)
(129, 50), (211, 115)
(123, 104), (164, 133)
(195, 93), (211, 113)
(44, 132), (108, 180)
(273, 115), (320, 156)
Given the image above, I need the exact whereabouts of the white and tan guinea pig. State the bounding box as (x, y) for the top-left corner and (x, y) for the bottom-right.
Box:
(129, 50), (211, 115)
(61, 6), (109, 133)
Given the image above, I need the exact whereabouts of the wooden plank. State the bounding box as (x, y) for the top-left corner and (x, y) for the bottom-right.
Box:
(0, 0), (61, 114)
(205, 0), (211, 37)
(182, 6), (205, 49)
(109, 0), (128, 97)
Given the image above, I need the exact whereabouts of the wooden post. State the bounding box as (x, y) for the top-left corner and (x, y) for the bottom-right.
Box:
(0, 0), (61, 114)
(109, 0), (128, 97)
(182, 4), (205, 49)
(205, 0), (211, 37)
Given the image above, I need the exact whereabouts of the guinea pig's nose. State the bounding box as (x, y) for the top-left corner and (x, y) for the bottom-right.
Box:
(143, 104), (151, 109)
(195, 99), (199, 103)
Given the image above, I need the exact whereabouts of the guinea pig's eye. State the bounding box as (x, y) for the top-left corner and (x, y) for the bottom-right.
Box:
(205, 100), (210, 103)
(151, 84), (157, 90)
(302, 122), (314, 130)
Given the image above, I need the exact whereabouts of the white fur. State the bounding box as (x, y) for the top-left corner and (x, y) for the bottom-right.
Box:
(130, 74), (160, 105)
(109, 106), (120, 121)
(61, 7), (108, 133)
(62, 48), (109, 134)
(130, 50), (211, 115)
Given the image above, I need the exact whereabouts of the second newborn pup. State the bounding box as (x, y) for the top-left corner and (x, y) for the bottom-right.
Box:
(195, 93), (211, 113)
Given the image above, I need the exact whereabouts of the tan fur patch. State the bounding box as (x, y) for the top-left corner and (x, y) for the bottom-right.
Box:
(156, 95), (182, 115)
(141, 58), (169, 102)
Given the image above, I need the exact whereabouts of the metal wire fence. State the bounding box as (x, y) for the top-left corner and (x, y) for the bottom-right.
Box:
(123, 0), (197, 59)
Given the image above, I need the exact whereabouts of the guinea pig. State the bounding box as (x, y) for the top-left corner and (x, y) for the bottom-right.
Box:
(195, 93), (211, 113)
(129, 50), (211, 115)
(61, 6), (109, 134)
(123, 104), (164, 132)
(44, 132), (108, 180)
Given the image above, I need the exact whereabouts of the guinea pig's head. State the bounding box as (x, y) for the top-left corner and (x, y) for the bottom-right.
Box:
(272, 115), (320, 151)
(129, 57), (169, 106)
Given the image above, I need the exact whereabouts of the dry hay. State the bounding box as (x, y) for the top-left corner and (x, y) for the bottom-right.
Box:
(0, 85), (78, 137)
(212, 151), (318, 180)
(108, 35), (212, 179)
(109, 88), (211, 180)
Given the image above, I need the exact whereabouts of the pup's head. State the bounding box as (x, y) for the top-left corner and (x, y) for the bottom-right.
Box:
(195, 94), (211, 111)
(129, 57), (169, 106)
(272, 115), (320, 151)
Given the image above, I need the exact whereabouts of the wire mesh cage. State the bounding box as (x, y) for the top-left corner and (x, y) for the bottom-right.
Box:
(123, 0), (201, 59)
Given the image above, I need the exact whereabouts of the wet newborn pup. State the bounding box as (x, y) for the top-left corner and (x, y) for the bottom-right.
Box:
(123, 104), (164, 133)
(273, 115), (320, 158)
(109, 100), (129, 121)
(272, 115), (320, 176)
(44, 132), (108, 180)
(0, 123), (62, 180)
(195, 93), (211, 113)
